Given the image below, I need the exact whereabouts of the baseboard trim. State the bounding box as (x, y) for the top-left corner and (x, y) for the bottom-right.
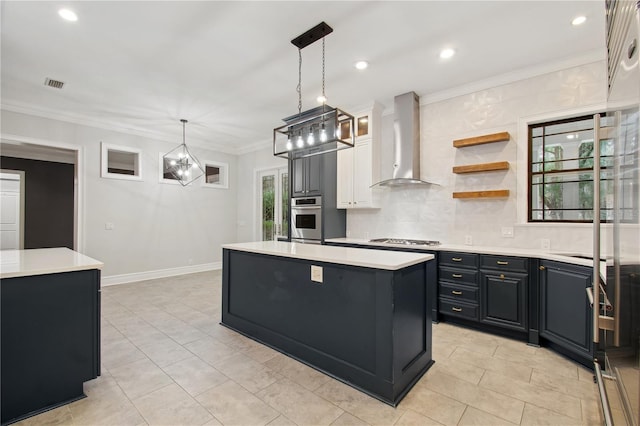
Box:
(101, 262), (221, 286)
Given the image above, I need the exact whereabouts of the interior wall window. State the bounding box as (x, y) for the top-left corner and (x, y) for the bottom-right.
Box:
(201, 160), (229, 189)
(101, 143), (142, 181)
(528, 113), (636, 223)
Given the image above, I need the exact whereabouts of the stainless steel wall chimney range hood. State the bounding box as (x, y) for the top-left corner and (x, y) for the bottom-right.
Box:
(371, 91), (436, 187)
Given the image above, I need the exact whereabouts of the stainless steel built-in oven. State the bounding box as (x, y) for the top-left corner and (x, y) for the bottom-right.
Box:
(291, 196), (322, 243)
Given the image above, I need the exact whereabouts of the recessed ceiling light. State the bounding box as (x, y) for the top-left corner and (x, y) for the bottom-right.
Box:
(571, 15), (587, 26)
(354, 61), (369, 70)
(439, 48), (455, 59)
(58, 8), (78, 22)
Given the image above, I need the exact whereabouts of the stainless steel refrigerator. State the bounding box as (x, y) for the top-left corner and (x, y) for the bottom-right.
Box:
(595, 2), (640, 424)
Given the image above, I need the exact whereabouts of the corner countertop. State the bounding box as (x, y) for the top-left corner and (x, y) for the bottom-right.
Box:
(324, 238), (613, 269)
(222, 241), (434, 271)
(0, 248), (104, 279)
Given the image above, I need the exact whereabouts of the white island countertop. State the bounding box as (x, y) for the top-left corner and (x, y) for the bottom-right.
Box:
(223, 241), (434, 271)
(0, 248), (104, 279)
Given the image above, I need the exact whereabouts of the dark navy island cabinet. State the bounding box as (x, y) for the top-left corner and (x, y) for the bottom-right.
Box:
(221, 245), (435, 406)
(1, 269), (101, 425)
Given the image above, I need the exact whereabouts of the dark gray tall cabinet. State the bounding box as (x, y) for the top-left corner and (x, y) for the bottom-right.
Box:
(292, 155), (322, 197)
(289, 151), (346, 241)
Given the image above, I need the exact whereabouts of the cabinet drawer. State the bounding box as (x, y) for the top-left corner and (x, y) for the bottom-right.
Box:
(480, 255), (528, 272)
(439, 282), (478, 303)
(439, 266), (478, 286)
(439, 252), (478, 269)
(439, 298), (478, 320)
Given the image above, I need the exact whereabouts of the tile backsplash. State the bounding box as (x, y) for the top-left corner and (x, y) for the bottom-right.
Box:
(346, 61), (638, 257)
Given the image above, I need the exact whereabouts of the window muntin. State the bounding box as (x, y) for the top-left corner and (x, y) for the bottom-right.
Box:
(528, 114), (637, 223)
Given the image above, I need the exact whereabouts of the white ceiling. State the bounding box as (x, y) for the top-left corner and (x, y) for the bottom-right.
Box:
(1, 1), (606, 154)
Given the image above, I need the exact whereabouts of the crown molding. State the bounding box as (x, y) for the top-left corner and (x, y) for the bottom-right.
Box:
(2, 49), (607, 157)
(1, 101), (239, 155)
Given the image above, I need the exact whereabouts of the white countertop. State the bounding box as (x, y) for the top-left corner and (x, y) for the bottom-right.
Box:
(222, 241), (434, 271)
(0, 248), (104, 279)
(324, 238), (612, 269)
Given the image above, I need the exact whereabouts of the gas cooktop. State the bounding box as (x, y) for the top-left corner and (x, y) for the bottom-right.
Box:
(369, 238), (441, 247)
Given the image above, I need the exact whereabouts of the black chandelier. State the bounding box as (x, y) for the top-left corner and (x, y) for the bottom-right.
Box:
(273, 22), (355, 159)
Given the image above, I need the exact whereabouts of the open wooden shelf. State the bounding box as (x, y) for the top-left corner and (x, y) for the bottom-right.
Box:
(453, 189), (510, 199)
(453, 132), (510, 148)
(452, 161), (509, 174)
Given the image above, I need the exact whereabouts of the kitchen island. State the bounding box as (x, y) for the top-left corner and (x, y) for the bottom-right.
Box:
(0, 248), (102, 425)
(221, 241), (435, 406)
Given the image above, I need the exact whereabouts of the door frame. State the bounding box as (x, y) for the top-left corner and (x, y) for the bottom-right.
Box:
(0, 170), (25, 249)
(254, 166), (288, 241)
(0, 133), (83, 252)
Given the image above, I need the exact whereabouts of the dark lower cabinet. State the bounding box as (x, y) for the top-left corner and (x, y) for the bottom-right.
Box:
(539, 260), (593, 365)
(1, 269), (101, 424)
(480, 270), (528, 332)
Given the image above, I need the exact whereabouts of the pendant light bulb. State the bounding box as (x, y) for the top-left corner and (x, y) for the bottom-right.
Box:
(296, 132), (304, 148)
(307, 128), (315, 145)
(320, 124), (327, 142)
(286, 140), (293, 150)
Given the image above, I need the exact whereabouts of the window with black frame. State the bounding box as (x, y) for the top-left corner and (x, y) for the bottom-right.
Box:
(528, 113), (638, 223)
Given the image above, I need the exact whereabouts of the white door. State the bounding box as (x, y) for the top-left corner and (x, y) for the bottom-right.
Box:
(0, 172), (23, 249)
(258, 167), (289, 241)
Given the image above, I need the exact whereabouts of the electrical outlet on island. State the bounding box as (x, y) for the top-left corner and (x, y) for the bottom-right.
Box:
(541, 239), (551, 250)
(464, 235), (472, 245)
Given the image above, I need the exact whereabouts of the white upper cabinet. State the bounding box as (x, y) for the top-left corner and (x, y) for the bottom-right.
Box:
(337, 103), (381, 209)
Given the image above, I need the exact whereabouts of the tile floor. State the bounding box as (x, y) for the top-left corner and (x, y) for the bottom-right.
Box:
(16, 270), (603, 426)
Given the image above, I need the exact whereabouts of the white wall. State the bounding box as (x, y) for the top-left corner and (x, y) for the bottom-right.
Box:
(346, 61), (637, 255)
(235, 145), (287, 242)
(1, 110), (238, 279)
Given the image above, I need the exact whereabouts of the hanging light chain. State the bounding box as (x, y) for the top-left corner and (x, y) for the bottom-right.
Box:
(321, 37), (326, 104)
(297, 48), (302, 116)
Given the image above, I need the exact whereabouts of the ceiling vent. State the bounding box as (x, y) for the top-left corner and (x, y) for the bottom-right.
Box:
(44, 78), (65, 89)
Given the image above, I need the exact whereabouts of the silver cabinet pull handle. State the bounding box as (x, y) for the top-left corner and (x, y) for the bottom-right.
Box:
(452, 307), (462, 312)
(452, 257), (462, 262)
(452, 273), (462, 278)
(451, 290), (463, 295)
(497, 261), (509, 265)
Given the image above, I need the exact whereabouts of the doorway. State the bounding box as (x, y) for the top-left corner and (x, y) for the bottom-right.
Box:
(0, 138), (81, 250)
(258, 167), (289, 241)
(0, 171), (25, 249)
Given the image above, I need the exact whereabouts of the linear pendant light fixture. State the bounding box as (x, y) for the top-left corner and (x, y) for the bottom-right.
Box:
(163, 119), (204, 186)
(273, 22), (355, 159)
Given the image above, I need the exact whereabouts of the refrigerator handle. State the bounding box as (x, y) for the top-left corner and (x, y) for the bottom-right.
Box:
(593, 113), (601, 344)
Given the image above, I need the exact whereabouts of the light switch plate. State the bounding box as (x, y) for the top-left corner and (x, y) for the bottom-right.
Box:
(311, 265), (323, 283)
(105, 222), (115, 230)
